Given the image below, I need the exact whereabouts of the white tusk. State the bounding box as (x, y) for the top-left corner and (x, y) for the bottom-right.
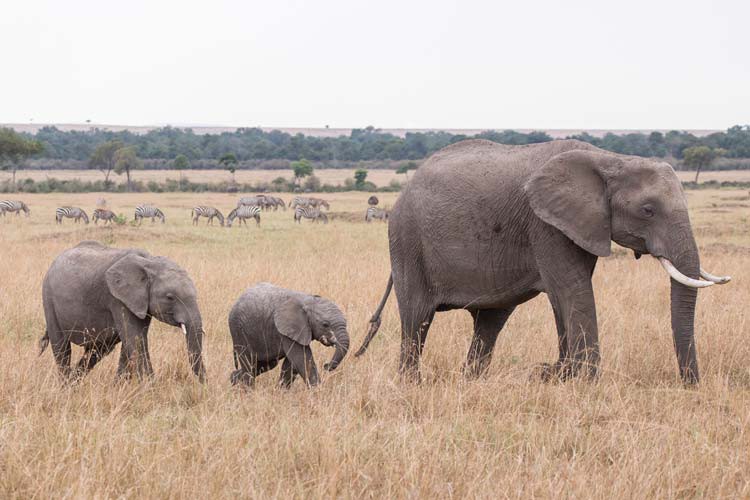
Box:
(657, 258), (715, 288)
(700, 268), (731, 284)
(180, 323), (187, 336)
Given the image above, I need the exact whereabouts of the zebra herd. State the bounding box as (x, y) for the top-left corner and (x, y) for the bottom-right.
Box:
(1, 195), (389, 228)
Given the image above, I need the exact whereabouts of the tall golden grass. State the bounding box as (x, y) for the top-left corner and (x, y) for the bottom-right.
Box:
(0, 189), (748, 498)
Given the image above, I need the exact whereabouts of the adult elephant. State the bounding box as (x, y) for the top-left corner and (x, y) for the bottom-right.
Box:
(356, 139), (730, 384)
(41, 241), (207, 382)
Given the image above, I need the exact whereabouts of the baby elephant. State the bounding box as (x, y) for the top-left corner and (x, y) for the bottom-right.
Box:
(229, 283), (349, 387)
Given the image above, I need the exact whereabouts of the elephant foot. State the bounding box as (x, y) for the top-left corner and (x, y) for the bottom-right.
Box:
(532, 361), (571, 383)
(230, 369), (254, 387)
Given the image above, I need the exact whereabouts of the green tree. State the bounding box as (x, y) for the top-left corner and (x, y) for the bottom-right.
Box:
(219, 153), (238, 184)
(0, 128), (43, 190)
(396, 161), (418, 181)
(354, 168), (368, 190)
(291, 158), (313, 186)
(173, 154), (189, 189)
(114, 146), (143, 191)
(89, 140), (124, 187)
(683, 146), (726, 183)
(271, 176), (288, 192)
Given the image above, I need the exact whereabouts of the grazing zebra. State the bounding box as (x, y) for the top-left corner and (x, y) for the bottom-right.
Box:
(56, 207), (90, 225)
(365, 206), (388, 223)
(310, 197), (330, 210)
(238, 196), (265, 207)
(271, 197), (287, 211)
(93, 208), (116, 225)
(289, 196), (311, 209)
(134, 205), (165, 225)
(191, 206), (225, 226)
(227, 205), (261, 227)
(0, 200), (31, 217)
(294, 206), (328, 224)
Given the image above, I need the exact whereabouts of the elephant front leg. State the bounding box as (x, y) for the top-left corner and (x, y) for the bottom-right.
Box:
(114, 314), (153, 379)
(278, 357), (298, 388)
(282, 340), (319, 387)
(464, 307), (514, 378)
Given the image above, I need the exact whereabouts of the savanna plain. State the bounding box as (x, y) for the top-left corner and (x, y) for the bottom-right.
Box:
(1, 188), (749, 498)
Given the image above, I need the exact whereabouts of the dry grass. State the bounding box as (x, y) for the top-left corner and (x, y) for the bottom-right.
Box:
(1, 189), (749, 498)
(3, 169), (404, 187)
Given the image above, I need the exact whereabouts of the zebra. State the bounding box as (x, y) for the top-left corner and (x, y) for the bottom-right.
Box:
(238, 196), (265, 208)
(309, 197), (330, 210)
(294, 206), (328, 224)
(365, 206), (388, 223)
(191, 206), (225, 226)
(134, 205), (165, 225)
(56, 207), (90, 225)
(0, 200), (31, 217)
(271, 197), (287, 211)
(227, 205), (261, 227)
(93, 208), (116, 225)
(289, 196), (312, 209)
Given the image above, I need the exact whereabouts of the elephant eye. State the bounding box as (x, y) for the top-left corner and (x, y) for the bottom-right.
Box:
(642, 205), (655, 218)
(166, 293), (176, 301)
(322, 321), (330, 328)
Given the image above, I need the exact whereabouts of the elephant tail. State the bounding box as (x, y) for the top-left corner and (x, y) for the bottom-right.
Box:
(39, 331), (49, 356)
(354, 275), (393, 357)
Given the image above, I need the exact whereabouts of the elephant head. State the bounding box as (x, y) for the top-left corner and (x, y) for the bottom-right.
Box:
(525, 149), (730, 383)
(105, 254), (206, 381)
(274, 295), (350, 371)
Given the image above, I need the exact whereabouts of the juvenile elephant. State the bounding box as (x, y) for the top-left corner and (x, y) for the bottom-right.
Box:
(357, 139), (730, 384)
(41, 241), (206, 382)
(229, 283), (350, 387)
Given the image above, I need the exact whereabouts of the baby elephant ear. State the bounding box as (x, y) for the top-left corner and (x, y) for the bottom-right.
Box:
(105, 254), (151, 319)
(274, 298), (312, 346)
(524, 149), (616, 257)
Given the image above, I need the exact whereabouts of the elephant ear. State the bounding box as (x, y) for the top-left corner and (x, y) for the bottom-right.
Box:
(274, 298), (312, 346)
(524, 150), (616, 257)
(105, 254), (151, 319)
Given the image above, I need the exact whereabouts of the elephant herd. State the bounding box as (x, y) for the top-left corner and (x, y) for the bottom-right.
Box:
(38, 139), (732, 388)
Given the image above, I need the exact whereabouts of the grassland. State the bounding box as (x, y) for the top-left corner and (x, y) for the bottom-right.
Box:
(0, 189), (749, 498)
(6, 168), (750, 187)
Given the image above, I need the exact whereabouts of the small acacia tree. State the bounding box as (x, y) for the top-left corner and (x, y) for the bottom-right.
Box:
(354, 168), (368, 190)
(173, 154), (189, 189)
(683, 146), (726, 183)
(114, 146), (143, 191)
(89, 140), (124, 187)
(291, 158), (313, 186)
(219, 153), (238, 184)
(0, 128), (43, 190)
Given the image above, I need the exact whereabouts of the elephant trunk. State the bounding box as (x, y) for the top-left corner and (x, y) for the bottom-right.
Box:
(325, 327), (350, 371)
(182, 320), (206, 382)
(665, 230), (701, 384)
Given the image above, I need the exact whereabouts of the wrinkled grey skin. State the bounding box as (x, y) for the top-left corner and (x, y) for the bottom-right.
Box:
(229, 283), (349, 388)
(357, 139), (710, 384)
(41, 241), (206, 382)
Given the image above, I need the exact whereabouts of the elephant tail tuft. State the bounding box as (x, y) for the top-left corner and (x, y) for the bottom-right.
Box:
(355, 275), (393, 357)
(39, 332), (50, 356)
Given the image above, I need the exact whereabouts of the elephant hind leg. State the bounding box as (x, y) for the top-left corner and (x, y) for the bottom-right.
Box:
(75, 336), (121, 379)
(464, 307), (515, 379)
(50, 335), (72, 381)
(398, 304), (435, 383)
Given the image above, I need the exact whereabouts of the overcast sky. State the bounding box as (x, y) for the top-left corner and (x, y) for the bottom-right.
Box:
(1, 0), (748, 130)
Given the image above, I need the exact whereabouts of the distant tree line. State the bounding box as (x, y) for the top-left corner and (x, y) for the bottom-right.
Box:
(17, 124), (750, 166)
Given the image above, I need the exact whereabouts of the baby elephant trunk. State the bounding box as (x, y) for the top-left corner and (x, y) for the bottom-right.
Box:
(324, 327), (350, 371)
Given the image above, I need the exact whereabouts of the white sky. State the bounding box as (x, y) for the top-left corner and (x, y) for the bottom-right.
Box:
(1, 0), (748, 130)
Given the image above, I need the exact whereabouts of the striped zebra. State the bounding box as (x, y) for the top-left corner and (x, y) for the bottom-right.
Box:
(227, 205), (261, 227)
(309, 197), (330, 210)
(191, 206), (225, 226)
(289, 196), (311, 209)
(365, 207), (388, 223)
(93, 208), (116, 225)
(238, 196), (264, 207)
(270, 196), (287, 211)
(294, 206), (328, 224)
(134, 205), (165, 225)
(0, 200), (31, 217)
(56, 207), (90, 225)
